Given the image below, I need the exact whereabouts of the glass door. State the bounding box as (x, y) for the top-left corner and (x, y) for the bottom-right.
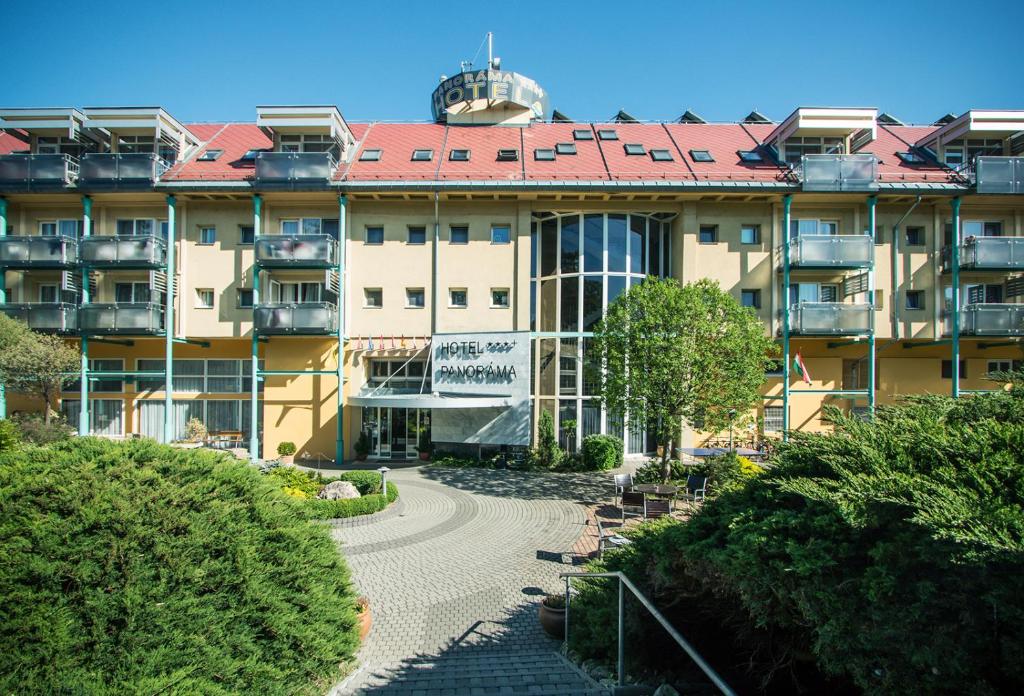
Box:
(391, 408), (408, 458)
(378, 408), (390, 457)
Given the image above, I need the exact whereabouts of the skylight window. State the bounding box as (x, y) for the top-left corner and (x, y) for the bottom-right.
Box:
(241, 149), (265, 161)
(497, 149), (519, 162)
(689, 149), (714, 163)
(573, 129), (594, 141)
(359, 148), (382, 162)
(597, 129), (619, 141)
(650, 149), (673, 162)
(555, 143), (576, 155)
(534, 149), (556, 161)
(737, 150), (763, 163)
(449, 149), (470, 161)
(896, 151), (925, 164)
(624, 143), (645, 155)
(411, 149), (433, 161)
(197, 149), (223, 161)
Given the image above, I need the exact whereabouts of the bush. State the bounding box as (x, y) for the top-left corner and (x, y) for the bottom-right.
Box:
(533, 410), (562, 470)
(277, 440), (297, 456)
(265, 467), (399, 519)
(0, 437), (360, 694)
(580, 434), (624, 471)
(10, 412), (72, 445)
(0, 419), (20, 453)
(354, 431), (370, 458)
(430, 454), (493, 469)
(633, 457), (690, 483)
(184, 416), (207, 443)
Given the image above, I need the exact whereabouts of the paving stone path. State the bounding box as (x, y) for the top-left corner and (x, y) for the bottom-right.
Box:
(328, 465), (614, 695)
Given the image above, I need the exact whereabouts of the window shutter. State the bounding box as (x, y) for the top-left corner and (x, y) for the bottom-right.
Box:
(967, 285), (985, 304)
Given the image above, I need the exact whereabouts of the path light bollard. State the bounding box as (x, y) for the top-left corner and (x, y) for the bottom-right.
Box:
(377, 466), (390, 497)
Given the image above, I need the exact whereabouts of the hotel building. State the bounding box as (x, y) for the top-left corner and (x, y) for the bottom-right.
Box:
(1, 63), (1023, 462)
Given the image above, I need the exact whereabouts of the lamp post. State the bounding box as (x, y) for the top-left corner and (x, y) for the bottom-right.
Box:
(377, 466), (391, 497)
(727, 409), (737, 451)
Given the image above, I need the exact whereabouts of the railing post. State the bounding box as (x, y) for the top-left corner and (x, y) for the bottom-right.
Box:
(781, 194), (792, 440)
(617, 576), (625, 688)
(164, 195), (176, 444)
(250, 194), (262, 463)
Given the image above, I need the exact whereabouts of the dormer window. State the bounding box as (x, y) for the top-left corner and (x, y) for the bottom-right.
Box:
(573, 129), (594, 141)
(359, 148), (382, 161)
(782, 136), (844, 166)
(534, 149), (556, 161)
(942, 139), (1003, 167)
(738, 150), (763, 163)
(689, 149), (714, 163)
(279, 133), (340, 159)
(449, 149), (470, 161)
(896, 151), (925, 165)
(555, 143), (576, 155)
(411, 149), (433, 161)
(197, 149), (223, 161)
(35, 136), (91, 158)
(623, 143), (645, 155)
(497, 149), (519, 162)
(597, 129), (619, 141)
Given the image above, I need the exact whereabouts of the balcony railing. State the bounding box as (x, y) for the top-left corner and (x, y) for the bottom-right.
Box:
(0, 303), (78, 333)
(80, 234), (167, 268)
(0, 234), (78, 267)
(79, 302), (164, 335)
(943, 236), (1024, 271)
(974, 156), (1024, 194)
(0, 154), (79, 190)
(945, 304), (1024, 336)
(790, 234), (873, 268)
(789, 302), (873, 335)
(254, 152), (336, 187)
(78, 153), (169, 187)
(799, 154), (878, 192)
(253, 302), (338, 335)
(255, 234), (339, 268)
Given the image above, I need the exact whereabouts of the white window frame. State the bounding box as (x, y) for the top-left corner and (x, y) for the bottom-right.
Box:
(764, 405), (784, 433)
(449, 288), (468, 308)
(363, 288), (383, 308)
(490, 288), (510, 308)
(987, 360), (1014, 376)
(405, 287), (425, 308)
(198, 227), (216, 245)
(273, 281), (323, 304)
(195, 288), (214, 309)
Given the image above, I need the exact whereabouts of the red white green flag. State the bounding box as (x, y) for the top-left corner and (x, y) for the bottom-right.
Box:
(793, 351), (811, 384)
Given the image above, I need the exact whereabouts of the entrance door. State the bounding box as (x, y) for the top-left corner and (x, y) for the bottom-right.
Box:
(391, 408), (408, 458)
(378, 408), (391, 457)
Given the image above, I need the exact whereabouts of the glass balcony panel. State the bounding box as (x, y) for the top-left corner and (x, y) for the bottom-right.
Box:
(957, 237), (1024, 270)
(254, 152), (335, 185)
(0, 303), (78, 332)
(800, 154), (878, 192)
(792, 234), (873, 268)
(960, 304), (1024, 336)
(255, 234), (338, 267)
(975, 157), (1024, 194)
(791, 302), (872, 335)
(0, 235), (78, 267)
(79, 153), (168, 185)
(253, 302), (338, 334)
(79, 303), (164, 334)
(80, 234), (167, 267)
(0, 154), (78, 189)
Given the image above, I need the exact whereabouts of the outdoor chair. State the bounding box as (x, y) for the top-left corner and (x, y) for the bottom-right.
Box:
(613, 473), (634, 507)
(597, 519), (632, 558)
(620, 491), (645, 522)
(644, 498), (672, 519)
(681, 475), (708, 507)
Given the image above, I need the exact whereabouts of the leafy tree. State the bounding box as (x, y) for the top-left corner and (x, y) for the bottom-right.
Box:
(0, 314), (79, 423)
(590, 277), (777, 481)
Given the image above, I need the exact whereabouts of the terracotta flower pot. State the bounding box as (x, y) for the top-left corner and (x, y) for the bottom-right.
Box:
(538, 598), (566, 639)
(418, 451), (431, 461)
(279, 455), (295, 466)
(357, 605), (372, 642)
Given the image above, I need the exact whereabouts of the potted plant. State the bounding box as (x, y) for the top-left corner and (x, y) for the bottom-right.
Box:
(416, 429), (432, 461)
(356, 596), (372, 641)
(538, 593), (566, 639)
(277, 441), (297, 466)
(354, 431), (370, 461)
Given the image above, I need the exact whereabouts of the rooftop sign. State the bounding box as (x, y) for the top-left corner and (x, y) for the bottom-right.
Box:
(431, 70), (549, 124)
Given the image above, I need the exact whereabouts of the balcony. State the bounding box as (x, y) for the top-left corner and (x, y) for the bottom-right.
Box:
(79, 303), (164, 335)
(0, 303), (78, 333)
(80, 234), (167, 269)
(799, 154), (878, 192)
(0, 234), (78, 268)
(255, 234), (338, 268)
(943, 236), (1024, 272)
(790, 234), (873, 268)
(0, 154), (79, 191)
(78, 153), (169, 188)
(789, 302), (873, 335)
(974, 156), (1024, 194)
(253, 302), (338, 335)
(946, 304), (1024, 336)
(254, 152), (336, 188)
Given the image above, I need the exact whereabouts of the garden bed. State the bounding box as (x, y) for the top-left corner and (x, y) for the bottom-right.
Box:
(266, 467), (399, 519)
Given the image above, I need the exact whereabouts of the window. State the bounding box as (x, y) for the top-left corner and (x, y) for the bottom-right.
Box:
(790, 219), (839, 237)
(197, 149), (222, 161)
(534, 148), (556, 161)
(449, 288), (468, 308)
(365, 226), (384, 245)
(271, 281), (322, 303)
(699, 225), (718, 244)
(241, 149), (262, 161)
(116, 219), (158, 236)
(597, 129), (618, 140)
(555, 143), (576, 155)
(987, 360), (1020, 376)
(407, 226), (426, 244)
(820, 284), (839, 302)
(491, 288), (510, 308)
(896, 151), (925, 164)
(196, 289), (214, 309)
(237, 288), (254, 308)
(738, 150), (763, 162)
(650, 149), (673, 161)
(941, 360), (967, 379)
(406, 288), (425, 308)
(39, 284), (58, 303)
(624, 143), (645, 155)
(906, 290), (925, 310)
(497, 149), (519, 161)
(573, 129), (594, 141)
(741, 289), (761, 308)
(741, 224), (761, 245)
(239, 225), (255, 244)
(359, 148), (382, 161)
(198, 227), (216, 245)
(491, 225), (511, 244)
(765, 359), (784, 377)
(449, 149), (470, 161)
(363, 288), (382, 308)
(905, 226), (925, 246)
(39, 219), (80, 237)
(115, 282), (151, 303)
(782, 136), (844, 166)
(764, 406), (784, 432)
(411, 149), (433, 161)
(690, 149), (714, 162)
(450, 225), (469, 244)
(279, 133), (339, 158)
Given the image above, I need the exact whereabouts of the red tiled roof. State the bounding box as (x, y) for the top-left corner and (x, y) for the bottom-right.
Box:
(435, 125), (524, 181)
(164, 123), (270, 181)
(861, 124), (953, 183)
(521, 123), (609, 180)
(664, 123), (787, 182)
(0, 132), (28, 154)
(342, 123), (447, 181)
(594, 123), (694, 181)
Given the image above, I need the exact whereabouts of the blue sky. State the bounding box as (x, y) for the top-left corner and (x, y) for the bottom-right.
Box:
(6, 0), (1023, 125)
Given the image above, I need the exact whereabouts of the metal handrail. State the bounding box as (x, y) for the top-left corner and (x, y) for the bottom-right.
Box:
(559, 570), (736, 695)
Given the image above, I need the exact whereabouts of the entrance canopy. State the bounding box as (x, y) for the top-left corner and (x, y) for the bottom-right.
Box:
(349, 391), (512, 409)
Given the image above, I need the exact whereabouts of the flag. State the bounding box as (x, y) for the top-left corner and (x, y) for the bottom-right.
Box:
(412, 335), (418, 349)
(379, 335), (384, 352)
(354, 336), (362, 350)
(793, 351), (811, 385)
(400, 335), (407, 349)
(368, 336), (374, 351)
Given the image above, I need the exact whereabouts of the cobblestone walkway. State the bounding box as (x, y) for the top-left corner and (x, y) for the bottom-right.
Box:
(329, 465), (613, 695)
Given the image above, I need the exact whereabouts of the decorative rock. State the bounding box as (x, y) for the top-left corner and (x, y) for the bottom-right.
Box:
(318, 480), (361, 500)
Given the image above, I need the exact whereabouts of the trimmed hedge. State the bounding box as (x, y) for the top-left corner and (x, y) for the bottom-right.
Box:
(0, 437), (360, 695)
(580, 434), (623, 471)
(267, 467), (399, 519)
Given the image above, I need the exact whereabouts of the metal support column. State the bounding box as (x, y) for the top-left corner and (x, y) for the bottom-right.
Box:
(250, 194), (262, 462)
(0, 197), (6, 419)
(79, 196), (92, 435)
(867, 195), (877, 416)
(950, 197), (961, 398)
(163, 195), (176, 443)
(781, 194), (792, 440)
(336, 194), (347, 464)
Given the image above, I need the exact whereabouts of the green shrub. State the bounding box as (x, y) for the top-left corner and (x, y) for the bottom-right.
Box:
(580, 434), (623, 471)
(430, 454), (492, 469)
(633, 457), (689, 483)
(0, 437), (360, 695)
(0, 419), (19, 453)
(354, 431), (370, 458)
(277, 440), (297, 456)
(265, 467), (399, 519)
(533, 410), (562, 470)
(10, 412), (72, 445)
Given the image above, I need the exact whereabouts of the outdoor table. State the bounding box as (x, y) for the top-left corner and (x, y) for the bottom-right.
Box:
(634, 483), (679, 503)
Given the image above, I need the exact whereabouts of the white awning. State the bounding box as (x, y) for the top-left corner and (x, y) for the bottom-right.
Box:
(348, 391), (512, 409)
